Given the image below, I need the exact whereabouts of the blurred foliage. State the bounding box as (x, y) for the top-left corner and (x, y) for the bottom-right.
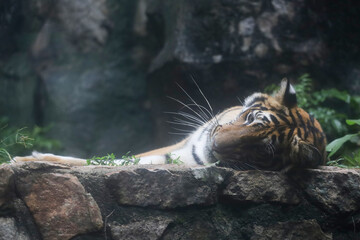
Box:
(266, 74), (360, 168)
(327, 119), (360, 168)
(165, 153), (184, 165)
(87, 152), (140, 166)
(295, 74), (360, 140)
(0, 117), (61, 164)
(87, 152), (184, 166)
(294, 74), (360, 168)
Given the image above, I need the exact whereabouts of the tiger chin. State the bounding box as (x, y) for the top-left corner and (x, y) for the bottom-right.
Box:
(13, 79), (327, 172)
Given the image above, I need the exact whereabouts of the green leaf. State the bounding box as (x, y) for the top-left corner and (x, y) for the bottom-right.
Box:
(320, 89), (351, 103)
(326, 134), (358, 157)
(346, 119), (360, 126)
(264, 84), (279, 95)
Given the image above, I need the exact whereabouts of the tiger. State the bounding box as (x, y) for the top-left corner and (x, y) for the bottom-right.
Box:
(13, 79), (327, 171)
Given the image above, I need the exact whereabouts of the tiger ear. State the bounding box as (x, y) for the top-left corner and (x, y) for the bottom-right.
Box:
(275, 78), (297, 108)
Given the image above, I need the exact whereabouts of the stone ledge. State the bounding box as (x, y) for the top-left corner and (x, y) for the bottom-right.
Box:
(1, 162), (359, 239)
(223, 170), (301, 204)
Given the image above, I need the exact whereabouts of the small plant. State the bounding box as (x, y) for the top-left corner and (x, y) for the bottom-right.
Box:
(122, 152), (141, 165)
(326, 119), (360, 168)
(295, 74), (360, 139)
(87, 152), (140, 166)
(165, 154), (183, 165)
(0, 127), (33, 164)
(87, 153), (117, 166)
(327, 150), (360, 168)
(0, 117), (61, 164)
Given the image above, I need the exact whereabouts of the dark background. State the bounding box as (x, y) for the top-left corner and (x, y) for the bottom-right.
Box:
(0, 0), (359, 157)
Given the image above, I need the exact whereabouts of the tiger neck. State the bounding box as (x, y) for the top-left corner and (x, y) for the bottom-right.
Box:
(170, 123), (215, 166)
(136, 121), (214, 166)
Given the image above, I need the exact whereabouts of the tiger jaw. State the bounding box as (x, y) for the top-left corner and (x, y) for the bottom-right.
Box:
(209, 120), (284, 169)
(210, 135), (273, 168)
(211, 147), (276, 170)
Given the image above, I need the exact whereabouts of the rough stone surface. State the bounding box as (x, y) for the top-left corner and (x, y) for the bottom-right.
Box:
(110, 216), (173, 240)
(251, 220), (332, 240)
(299, 167), (360, 214)
(106, 166), (225, 209)
(223, 170), (301, 204)
(148, 0), (326, 71)
(16, 172), (103, 240)
(11, 198), (42, 240)
(0, 165), (14, 207)
(0, 217), (30, 240)
(1, 162), (359, 239)
(55, 0), (109, 51)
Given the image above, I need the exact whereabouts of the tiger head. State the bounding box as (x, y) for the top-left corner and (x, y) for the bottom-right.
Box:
(211, 79), (327, 171)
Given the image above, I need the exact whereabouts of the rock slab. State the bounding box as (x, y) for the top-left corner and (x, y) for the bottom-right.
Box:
(110, 216), (173, 240)
(0, 217), (30, 240)
(106, 166), (224, 209)
(223, 170), (301, 204)
(252, 219), (332, 240)
(299, 167), (360, 214)
(16, 172), (103, 240)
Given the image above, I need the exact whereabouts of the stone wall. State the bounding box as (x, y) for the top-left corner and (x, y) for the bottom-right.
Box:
(1, 162), (359, 239)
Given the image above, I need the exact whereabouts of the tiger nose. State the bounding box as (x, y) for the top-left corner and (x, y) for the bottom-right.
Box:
(211, 136), (225, 153)
(212, 140), (220, 152)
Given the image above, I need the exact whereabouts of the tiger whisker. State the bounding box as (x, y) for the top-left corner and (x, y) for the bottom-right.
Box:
(179, 101), (210, 123)
(168, 118), (203, 129)
(184, 104), (215, 122)
(168, 132), (190, 136)
(237, 96), (244, 105)
(166, 121), (200, 129)
(172, 117), (203, 127)
(167, 96), (208, 123)
(266, 142), (275, 158)
(170, 127), (194, 133)
(165, 111), (206, 125)
(190, 77), (219, 125)
(175, 83), (212, 122)
(242, 161), (259, 170)
(178, 111), (207, 125)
